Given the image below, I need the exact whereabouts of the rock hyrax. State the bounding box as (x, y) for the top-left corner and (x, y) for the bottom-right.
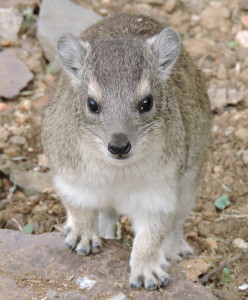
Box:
(42, 13), (212, 291)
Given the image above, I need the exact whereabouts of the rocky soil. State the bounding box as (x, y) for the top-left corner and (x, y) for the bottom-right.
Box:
(0, 0), (247, 299)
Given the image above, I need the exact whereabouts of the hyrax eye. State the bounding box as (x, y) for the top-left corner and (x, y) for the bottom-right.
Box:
(88, 97), (99, 113)
(139, 95), (153, 113)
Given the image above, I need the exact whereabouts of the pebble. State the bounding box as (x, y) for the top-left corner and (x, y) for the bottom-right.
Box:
(0, 127), (10, 141)
(164, 0), (176, 13)
(236, 47), (248, 60)
(204, 238), (218, 252)
(38, 154), (49, 167)
(198, 220), (212, 237)
(0, 102), (10, 112)
(241, 15), (248, 28)
(232, 238), (248, 249)
(179, 258), (210, 282)
(234, 127), (248, 140)
(236, 30), (248, 48)
(214, 288), (240, 300)
(0, 7), (23, 42)
(200, 4), (230, 30)
(9, 135), (26, 145)
(208, 87), (227, 111)
(217, 64), (228, 80)
(227, 88), (244, 105)
(0, 50), (33, 99)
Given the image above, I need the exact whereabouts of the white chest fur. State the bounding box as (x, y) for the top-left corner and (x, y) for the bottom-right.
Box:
(53, 145), (178, 218)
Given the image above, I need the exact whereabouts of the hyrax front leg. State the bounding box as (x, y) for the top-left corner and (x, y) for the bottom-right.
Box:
(129, 212), (174, 290)
(64, 204), (102, 255)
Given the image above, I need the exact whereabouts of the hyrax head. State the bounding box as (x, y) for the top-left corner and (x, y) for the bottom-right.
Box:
(57, 27), (180, 164)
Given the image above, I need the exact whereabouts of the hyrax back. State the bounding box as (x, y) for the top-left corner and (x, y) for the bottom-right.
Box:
(42, 13), (211, 291)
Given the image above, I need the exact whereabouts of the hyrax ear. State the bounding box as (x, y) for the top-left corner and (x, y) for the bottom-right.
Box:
(147, 27), (180, 79)
(57, 34), (90, 78)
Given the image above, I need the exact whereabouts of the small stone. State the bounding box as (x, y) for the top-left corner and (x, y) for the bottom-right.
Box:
(242, 151), (248, 164)
(198, 220), (211, 237)
(208, 87), (227, 111)
(0, 102), (10, 111)
(19, 99), (32, 111)
(241, 15), (248, 28)
(202, 202), (216, 218)
(0, 38), (11, 47)
(32, 202), (48, 214)
(239, 68), (248, 83)
(234, 127), (248, 140)
(236, 30), (248, 48)
(9, 135), (26, 145)
(0, 50), (33, 99)
(38, 154), (49, 167)
(227, 88), (244, 105)
(236, 47), (248, 60)
(0, 127), (9, 141)
(204, 238), (218, 251)
(184, 38), (215, 59)
(232, 238), (248, 249)
(164, 0), (176, 13)
(200, 4), (230, 30)
(217, 64), (228, 80)
(214, 289), (240, 300)
(179, 258), (210, 282)
(0, 7), (23, 42)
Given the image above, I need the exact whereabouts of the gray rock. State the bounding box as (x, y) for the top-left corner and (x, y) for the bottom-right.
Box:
(0, 7), (23, 42)
(37, 0), (102, 62)
(0, 50), (33, 99)
(10, 169), (52, 195)
(0, 229), (217, 299)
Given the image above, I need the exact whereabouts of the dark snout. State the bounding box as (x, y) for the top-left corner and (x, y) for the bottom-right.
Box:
(108, 133), (131, 156)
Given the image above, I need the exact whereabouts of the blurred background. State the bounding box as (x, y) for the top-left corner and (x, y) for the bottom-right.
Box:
(0, 0), (247, 299)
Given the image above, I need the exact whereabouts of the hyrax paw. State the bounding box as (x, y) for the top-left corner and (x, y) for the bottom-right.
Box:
(164, 236), (194, 261)
(129, 261), (169, 290)
(64, 226), (102, 255)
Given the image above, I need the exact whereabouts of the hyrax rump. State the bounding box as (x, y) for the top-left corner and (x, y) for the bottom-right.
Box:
(42, 13), (211, 290)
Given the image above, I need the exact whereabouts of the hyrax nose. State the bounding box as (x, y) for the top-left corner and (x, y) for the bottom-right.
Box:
(108, 133), (131, 155)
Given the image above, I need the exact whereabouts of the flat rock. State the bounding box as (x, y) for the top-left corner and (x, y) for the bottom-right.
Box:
(37, 0), (102, 62)
(0, 50), (33, 99)
(0, 7), (23, 42)
(0, 230), (217, 299)
(10, 169), (53, 195)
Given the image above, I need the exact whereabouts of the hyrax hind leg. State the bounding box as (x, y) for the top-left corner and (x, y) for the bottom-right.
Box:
(163, 167), (199, 261)
(98, 209), (119, 239)
(64, 204), (102, 255)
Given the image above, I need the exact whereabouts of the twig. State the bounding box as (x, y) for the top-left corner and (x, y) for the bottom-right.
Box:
(214, 214), (248, 222)
(200, 251), (248, 284)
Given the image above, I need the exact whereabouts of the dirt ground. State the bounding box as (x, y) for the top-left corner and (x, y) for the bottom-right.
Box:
(0, 0), (247, 299)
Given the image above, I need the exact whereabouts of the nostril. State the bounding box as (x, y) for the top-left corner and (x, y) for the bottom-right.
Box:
(123, 141), (131, 154)
(108, 143), (118, 154)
